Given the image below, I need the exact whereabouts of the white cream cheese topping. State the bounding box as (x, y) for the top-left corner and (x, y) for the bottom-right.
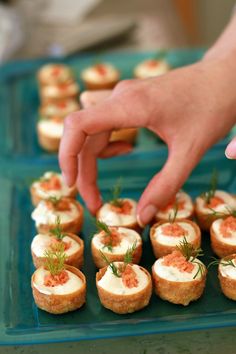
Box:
(38, 119), (64, 139)
(98, 199), (137, 227)
(31, 234), (80, 257)
(156, 191), (193, 220)
(134, 59), (169, 78)
(98, 263), (149, 295)
(41, 100), (79, 117)
(212, 218), (236, 245)
(33, 268), (83, 295)
(31, 200), (80, 227)
(219, 258), (236, 279)
(154, 222), (197, 246)
(81, 63), (119, 84)
(92, 227), (141, 254)
(32, 172), (75, 199)
(39, 64), (73, 83)
(41, 82), (79, 98)
(153, 257), (204, 282)
(196, 190), (236, 214)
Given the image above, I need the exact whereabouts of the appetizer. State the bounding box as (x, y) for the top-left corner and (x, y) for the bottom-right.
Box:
(31, 246), (86, 314)
(96, 244), (152, 314)
(30, 171), (77, 206)
(81, 63), (120, 90)
(37, 63), (74, 86)
(152, 238), (206, 306)
(31, 218), (84, 269)
(150, 218), (201, 259)
(155, 190), (194, 222)
(134, 58), (169, 79)
(37, 116), (63, 152)
(209, 254), (236, 301)
(210, 214), (236, 258)
(39, 99), (80, 120)
(91, 220), (142, 268)
(40, 81), (80, 104)
(31, 197), (84, 234)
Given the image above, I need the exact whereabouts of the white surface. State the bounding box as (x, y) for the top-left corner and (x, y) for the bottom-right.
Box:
(81, 63), (119, 84)
(98, 263), (149, 295)
(219, 258), (236, 279)
(153, 222), (197, 246)
(98, 199), (137, 227)
(134, 59), (169, 78)
(212, 218), (236, 245)
(196, 190), (236, 214)
(38, 120), (64, 139)
(33, 268), (83, 295)
(156, 191), (193, 220)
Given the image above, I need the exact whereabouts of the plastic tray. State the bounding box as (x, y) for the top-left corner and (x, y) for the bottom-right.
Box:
(1, 49), (236, 345)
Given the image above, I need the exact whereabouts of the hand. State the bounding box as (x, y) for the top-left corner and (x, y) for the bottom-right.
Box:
(225, 136), (236, 159)
(59, 58), (236, 226)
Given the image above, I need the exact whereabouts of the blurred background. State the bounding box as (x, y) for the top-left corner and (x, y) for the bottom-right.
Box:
(0, 0), (235, 63)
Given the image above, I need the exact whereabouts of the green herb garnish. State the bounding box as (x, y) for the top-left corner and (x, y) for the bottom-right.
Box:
(44, 243), (66, 276)
(110, 178), (123, 207)
(50, 216), (65, 241)
(47, 196), (61, 206)
(176, 237), (205, 279)
(96, 219), (113, 251)
(202, 169), (218, 204)
(208, 256), (236, 269)
(168, 202), (178, 224)
(208, 206), (236, 218)
(100, 241), (137, 278)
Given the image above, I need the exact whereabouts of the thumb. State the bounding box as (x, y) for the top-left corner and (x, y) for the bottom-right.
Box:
(137, 143), (202, 226)
(225, 136), (236, 159)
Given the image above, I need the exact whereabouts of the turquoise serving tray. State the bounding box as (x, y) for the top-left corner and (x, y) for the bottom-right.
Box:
(0, 49), (236, 345)
(0, 49), (205, 158)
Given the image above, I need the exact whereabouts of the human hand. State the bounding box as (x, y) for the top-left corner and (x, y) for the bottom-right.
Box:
(225, 136), (236, 159)
(59, 58), (236, 226)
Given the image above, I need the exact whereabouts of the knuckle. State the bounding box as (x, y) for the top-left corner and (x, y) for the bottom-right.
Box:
(64, 112), (82, 129)
(115, 79), (133, 92)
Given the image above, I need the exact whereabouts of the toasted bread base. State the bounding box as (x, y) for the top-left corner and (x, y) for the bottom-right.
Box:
(30, 184), (77, 207)
(32, 233), (84, 269)
(96, 265), (152, 314)
(110, 128), (138, 144)
(37, 124), (61, 152)
(195, 205), (220, 231)
(91, 241), (142, 268)
(83, 79), (119, 91)
(210, 226), (236, 258)
(150, 219), (201, 259)
(31, 265), (86, 314)
(218, 254), (236, 300)
(35, 200), (84, 234)
(152, 266), (207, 306)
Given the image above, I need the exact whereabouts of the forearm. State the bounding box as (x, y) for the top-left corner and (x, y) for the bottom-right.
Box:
(204, 12), (236, 62)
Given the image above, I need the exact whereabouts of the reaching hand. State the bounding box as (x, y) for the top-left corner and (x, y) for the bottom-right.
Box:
(59, 58), (236, 226)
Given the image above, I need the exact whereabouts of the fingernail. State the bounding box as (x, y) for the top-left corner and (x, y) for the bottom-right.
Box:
(138, 204), (158, 227)
(62, 172), (72, 187)
(225, 140), (236, 159)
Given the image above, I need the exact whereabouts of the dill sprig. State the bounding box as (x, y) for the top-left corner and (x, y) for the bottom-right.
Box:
(207, 206), (236, 218)
(50, 216), (65, 241)
(44, 243), (66, 276)
(96, 219), (113, 251)
(110, 178), (123, 207)
(202, 169), (218, 204)
(208, 256), (236, 269)
(168, 202), (178, 224)
(100, 242), (137, 278)
(47, 196), (61, 206)
(176, 237), (205, 279)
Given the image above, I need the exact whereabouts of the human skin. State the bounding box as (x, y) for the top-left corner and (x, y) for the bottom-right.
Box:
(59, 15), (236, 227)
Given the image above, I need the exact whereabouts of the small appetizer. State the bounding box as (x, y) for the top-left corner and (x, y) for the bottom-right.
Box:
(210, 214), (236, 258)
(150, 217), (201, 259)
(31, 218), (84, 269)
(81, 63), (120, 90)
(91, 220), (142, 268)
(195, 172), (236, 230)
(39, 99), (80, 120)
(40, 81), (80, 104)
(37, 63), (74, 86)
(31, 197), (84, 234)
(37, 116), (63, 152)
(155, 190), (194, 223)
(134, 58), (170, 79)
(152, 238), (206, 306)
(80, 90), (138, 144)
(96, 244), (152, 314)
(30, 171), (77, 206)
(32, 246), (86, 314)
(209, 254), (236, 301)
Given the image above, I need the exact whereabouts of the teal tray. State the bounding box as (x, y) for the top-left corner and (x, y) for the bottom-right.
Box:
(0, 49), (205, 159)
(0, 142), (236, 345)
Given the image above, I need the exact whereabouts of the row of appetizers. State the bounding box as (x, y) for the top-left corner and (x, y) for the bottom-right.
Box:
(29, 171), (236, 314)
(36, 58), (170, 152)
